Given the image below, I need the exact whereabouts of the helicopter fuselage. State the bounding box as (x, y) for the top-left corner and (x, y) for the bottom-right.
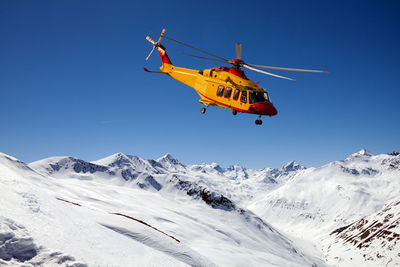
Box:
(158, 46), (278, 117)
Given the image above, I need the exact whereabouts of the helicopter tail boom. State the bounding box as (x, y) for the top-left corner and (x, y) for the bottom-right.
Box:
(157, 44), (172, 65)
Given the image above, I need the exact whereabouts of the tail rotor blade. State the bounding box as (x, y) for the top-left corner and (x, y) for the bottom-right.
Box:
(145, 47), (155, 61)
(244, 65), (295, 81)
(145, 29), (166, 61)
(146, 36), (156, 45)
(236, 43), (242, 59)
(157, 29), (166, 43)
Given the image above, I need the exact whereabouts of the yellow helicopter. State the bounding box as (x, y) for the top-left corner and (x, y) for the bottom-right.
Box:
(144, 29), (328, 125)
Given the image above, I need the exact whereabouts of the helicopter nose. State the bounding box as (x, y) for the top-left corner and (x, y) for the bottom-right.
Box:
(250, 103), (278, 116)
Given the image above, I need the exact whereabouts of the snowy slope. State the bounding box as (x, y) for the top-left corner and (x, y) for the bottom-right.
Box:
(323, 196), (400, 266)
(0, 153), (186, 266)
(3, 149), (399, 266)
(1, 152), (320, 266)
(248, 149), (400, 265)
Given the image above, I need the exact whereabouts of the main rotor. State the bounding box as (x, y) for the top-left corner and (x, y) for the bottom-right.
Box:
(151, 31), (329, 81)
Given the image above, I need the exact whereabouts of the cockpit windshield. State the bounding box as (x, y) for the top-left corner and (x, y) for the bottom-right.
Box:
(263, 91), (270, 102)
(249, 91), (268, 104)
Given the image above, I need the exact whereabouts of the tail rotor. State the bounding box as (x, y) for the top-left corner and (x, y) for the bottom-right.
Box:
(145, 29), (166, 61)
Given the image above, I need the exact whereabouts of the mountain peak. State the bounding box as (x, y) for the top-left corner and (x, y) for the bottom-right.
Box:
(282, 160), (304, 172)
(226, 164), (246, 171)
(115, 152), (128, 157)
(357, 149), (372, 156)
(348, 149), (374, 159)
(158, 153), (176, 161)
(93, 152), (133, 167)
(157, 153), (184, 168)
(110, 152), (132, 160)
(210, 162), (224, 172)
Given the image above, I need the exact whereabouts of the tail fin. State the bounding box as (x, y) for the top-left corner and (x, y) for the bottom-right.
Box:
(145, 29), (172, 65)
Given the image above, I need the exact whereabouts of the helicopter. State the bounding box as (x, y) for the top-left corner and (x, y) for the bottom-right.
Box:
(144, 29), (328, 125)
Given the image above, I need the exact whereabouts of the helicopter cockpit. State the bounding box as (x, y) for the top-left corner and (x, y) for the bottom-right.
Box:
(246, 87), (271, 104)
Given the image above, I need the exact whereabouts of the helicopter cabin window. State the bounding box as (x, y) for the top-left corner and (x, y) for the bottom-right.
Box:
(233, 89), (240, 100)
(216, 85), (225, 97)
(248, 91), (267, 104)
(241, 91), (247, 103)
(224, 87), (232, 98)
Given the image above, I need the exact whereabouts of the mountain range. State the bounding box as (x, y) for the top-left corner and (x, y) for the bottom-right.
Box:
(0, 149), (399, 266)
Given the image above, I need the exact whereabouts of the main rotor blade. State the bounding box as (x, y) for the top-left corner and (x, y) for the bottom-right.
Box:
(246, 63), (329, 73)
(236, 43), (242, 59)
(244, 65), (295, 81)
(182, 53), (228, 64)
(162, 35), (229, 62)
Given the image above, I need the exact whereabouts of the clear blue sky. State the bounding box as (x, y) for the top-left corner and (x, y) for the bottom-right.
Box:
(1, 0), (399, 168)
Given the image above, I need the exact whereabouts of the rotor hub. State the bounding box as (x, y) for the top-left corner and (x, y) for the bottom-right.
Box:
(231, 58), (245, 68)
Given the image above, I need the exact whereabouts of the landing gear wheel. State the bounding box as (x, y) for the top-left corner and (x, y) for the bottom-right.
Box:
(255, 119), (263, 125)
(232, 110), (237, 116)
(201, 107), (206, 114)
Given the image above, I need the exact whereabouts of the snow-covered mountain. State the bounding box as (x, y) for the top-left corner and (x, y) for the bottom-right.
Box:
(0, 152), (320, 266)
(1, 149), (399, 266)
(249, 149), (400, 266)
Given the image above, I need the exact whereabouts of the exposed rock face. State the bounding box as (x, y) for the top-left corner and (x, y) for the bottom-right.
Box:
(138, 175), (162, 191)
(49, 158), (110, 174)
(170, 175), (236, 211)
(282, 161), (304, 173)
(328, 198), (400, 265)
